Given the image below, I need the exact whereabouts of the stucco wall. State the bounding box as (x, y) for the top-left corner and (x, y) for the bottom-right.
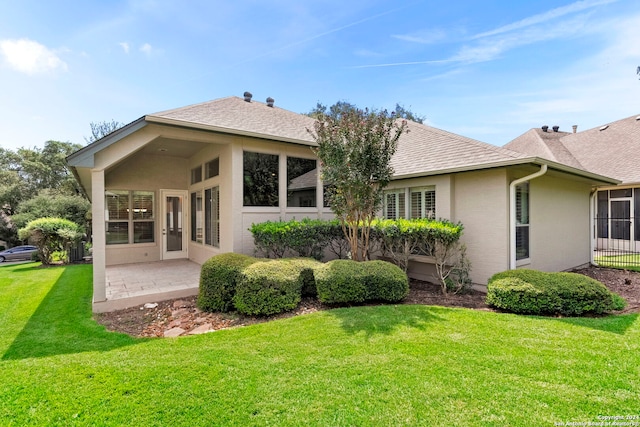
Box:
(452, 169), (510, 285)
(527, 174), (592, 272)
(105, 153), (188, 265)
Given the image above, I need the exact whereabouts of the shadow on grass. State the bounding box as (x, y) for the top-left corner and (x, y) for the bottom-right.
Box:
(2, 264), (142, 360)
(327, 303), (445, 339)
(548, 313), (639, 335)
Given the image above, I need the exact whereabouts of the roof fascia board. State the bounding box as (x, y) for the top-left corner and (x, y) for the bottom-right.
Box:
(392, 157), (619, 185)
(66, 118), (147, 168)
(145, 115), (317, 147)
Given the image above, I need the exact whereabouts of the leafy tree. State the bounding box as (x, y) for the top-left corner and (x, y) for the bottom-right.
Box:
(11, 189), (90, 230)
(18, 217), (83, 265)
(307, 101), (425, 124)
(85, 120), (124, 144)
(308, 105), (408, 261)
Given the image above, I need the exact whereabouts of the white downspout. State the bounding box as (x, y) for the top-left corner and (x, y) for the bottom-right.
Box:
(590, 190), (597, 266)
(509, 164), (548, 270)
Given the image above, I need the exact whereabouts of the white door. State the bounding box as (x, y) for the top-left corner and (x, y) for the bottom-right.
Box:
(609, 197), (634, 252)
(161, 190), (188, 260)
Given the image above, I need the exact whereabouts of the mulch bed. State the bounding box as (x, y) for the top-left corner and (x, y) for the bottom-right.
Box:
(95, 266), (640, 338)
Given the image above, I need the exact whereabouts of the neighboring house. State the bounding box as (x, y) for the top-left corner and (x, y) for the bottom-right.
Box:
(505, 116), (640, 255)
(67, 94), (618, 312)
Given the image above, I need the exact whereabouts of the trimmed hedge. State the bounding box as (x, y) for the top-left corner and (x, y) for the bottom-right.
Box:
(315, 259), (408, 304)
(282, 258), (322, 297)
(197, 253), (259, 312)
(234, 260), (303, 316)
(486, 269), (626, 316)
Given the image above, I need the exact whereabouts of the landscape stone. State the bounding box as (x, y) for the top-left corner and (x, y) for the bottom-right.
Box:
(164, 327), (185, 337)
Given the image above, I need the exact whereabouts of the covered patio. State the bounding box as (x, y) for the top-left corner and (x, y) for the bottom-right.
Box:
(96, 259), (201, 312)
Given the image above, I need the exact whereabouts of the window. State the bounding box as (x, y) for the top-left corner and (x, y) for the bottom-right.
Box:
(384, 190), (405, 219)
(192, 187), (220, 248)
(515, 182), (529, 260)
(204, 187), (220, 247)
(243, 151), (279, 206)
(205, 158), (219, 180)
(191, 166), (202, 185)
(410, 187), (436, 219)
(105, 190), (154, 245)
(190, 191), (203, 243)
(287, 157), (317, 207)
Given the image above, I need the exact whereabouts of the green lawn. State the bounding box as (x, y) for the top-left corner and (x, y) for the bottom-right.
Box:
(0, 263), (638, 426)
(595, 254), (640, 271)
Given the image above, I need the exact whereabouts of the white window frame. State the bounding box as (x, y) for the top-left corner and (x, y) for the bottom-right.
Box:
(383, 190), (406, 220)
(410, 187), (436, 219)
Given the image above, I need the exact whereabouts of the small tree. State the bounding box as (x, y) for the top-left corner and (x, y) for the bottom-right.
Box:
(308, 106), (408, 261)
(85, 120), (124, 144)
(18, 217), (83, 265)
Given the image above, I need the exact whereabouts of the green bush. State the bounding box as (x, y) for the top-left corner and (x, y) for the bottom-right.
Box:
(362, 260), (409, 302)
(18, 217), (83, 265)
(315, 259), (408, 304)
(234, 260), (303, 316)
(282, 258), (322, 297)
(315, 260), (367, 304)
(486, 269), (627, 316)
(197, 253), (259, 312)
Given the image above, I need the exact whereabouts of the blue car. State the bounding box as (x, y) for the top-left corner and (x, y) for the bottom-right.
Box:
(0, 245), (38, 262)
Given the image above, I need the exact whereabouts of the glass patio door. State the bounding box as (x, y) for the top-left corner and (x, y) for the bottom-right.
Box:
(610, 198), (633, 251)
(161, 190), (188, 259)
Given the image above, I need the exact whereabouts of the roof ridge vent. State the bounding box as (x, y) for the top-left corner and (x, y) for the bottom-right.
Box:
(541, 125), (549, 132)
(266, 97), (274, 107)
(635, 116), (640, 121)
(552, 125), (559, 132)
(599, 125), (609, 131)
(243, 91), (252, 102)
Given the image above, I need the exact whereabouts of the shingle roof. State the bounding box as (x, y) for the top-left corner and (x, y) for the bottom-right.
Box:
(149, 96), (317, 145)
(505, 115), (640, 184)
(391, 121), (528, 178)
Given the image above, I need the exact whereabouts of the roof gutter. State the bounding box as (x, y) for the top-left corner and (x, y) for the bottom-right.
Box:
(509, 164), (548, 270)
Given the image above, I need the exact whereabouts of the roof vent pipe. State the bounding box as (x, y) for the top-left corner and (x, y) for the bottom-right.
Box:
(541, 125), (548, 132)
(243, 91), (252, 102)
(572, 125), (578, 133)
(552, 125), (559, 132)
(266, 97), (274, 107)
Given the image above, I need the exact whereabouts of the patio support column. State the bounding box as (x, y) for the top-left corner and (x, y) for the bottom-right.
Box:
(92, 169), (107, 304)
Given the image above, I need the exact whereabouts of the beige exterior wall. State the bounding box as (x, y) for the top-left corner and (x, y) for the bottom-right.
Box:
(526, 174), (592, 272)
(452, 169), (510, 285)
(104, 153), (188, 265)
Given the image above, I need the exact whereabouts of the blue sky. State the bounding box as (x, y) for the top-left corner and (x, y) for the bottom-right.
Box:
(1, 0), (639, 151)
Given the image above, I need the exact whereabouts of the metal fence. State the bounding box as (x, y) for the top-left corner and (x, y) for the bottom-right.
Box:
(594, 212), (640, 269)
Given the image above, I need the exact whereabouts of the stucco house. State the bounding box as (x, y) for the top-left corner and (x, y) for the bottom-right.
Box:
(505, 115), (640, 256)
(67, 94), (618, 312)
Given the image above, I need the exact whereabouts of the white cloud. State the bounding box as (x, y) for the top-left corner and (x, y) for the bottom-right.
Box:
(119, 42), (130, 54)
(140, 43), (153, 56)
(0, 38), (67, 75)
(392, 29), (447, 45)
(471, 0), (617, 40)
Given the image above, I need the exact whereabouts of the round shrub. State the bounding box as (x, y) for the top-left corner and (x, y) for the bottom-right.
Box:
(362, 260), (409, 302)
(234, 260), (303, 316)
(197, 253), (258, 312)
(282, 258), (322, 297)
(315, 260), (367, 304)
(486, 269), (626, 316)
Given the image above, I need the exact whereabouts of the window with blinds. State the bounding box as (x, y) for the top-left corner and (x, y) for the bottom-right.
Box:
(515, 182), (529, 260)
(105, 190), (154, 244)
(204, 186), (220, 248)
(384, 191), (405, 219)
(410, 187), (436, 219)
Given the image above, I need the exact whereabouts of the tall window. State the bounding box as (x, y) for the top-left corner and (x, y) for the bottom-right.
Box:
(243, 151), (279, 206)
(515, 182), (529, 260)
(105, 190), (154, 245)
(410, 187), (436, 219)
(190, 191), (203, 243)
(384, 191), (405, 219)
(204, 187), (220, 247)
(287, 157), (317, 207)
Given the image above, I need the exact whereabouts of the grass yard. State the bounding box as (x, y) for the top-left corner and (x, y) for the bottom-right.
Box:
(0, 263), (639, 426)
(595, 253), (640, 272)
